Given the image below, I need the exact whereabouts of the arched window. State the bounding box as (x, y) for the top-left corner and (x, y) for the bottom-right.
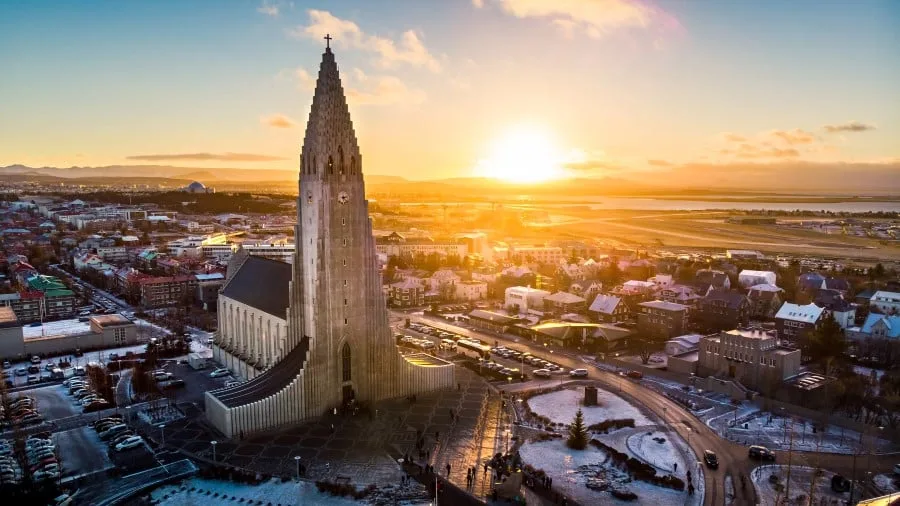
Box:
(328, 156), (334, 174)
(341, 343), (351, 382)
(350, 156), (356, 175)
(338, 146), (344, 175)
(313, 156), (317, 175)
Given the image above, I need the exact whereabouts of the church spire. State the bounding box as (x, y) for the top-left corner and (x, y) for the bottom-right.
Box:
(299, 38), (361, 180)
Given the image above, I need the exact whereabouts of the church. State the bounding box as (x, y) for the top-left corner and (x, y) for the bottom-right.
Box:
(205, 41), (455, 438)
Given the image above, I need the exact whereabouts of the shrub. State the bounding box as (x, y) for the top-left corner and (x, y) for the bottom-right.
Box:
(587, 418), (636, 433)
(611, 488), (638, 501)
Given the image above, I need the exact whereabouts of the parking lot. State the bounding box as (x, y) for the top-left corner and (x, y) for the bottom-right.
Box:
(53, 426), (112, 479)
(29, 384), (81, 419)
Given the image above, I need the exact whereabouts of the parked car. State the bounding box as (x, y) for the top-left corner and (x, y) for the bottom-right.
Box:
(98, 424), (128, 440)
(15, 368), (27, 377)
(115, 436), (144, 452)
(209, 368), (230, 378)
(703, 450), (719, 469)
(532, 369), (552, 378)
(30, 356), (41, 365)
(27, 365), (40, 374)
(569, 369), (589, 378)
(26, 376), (40, 385)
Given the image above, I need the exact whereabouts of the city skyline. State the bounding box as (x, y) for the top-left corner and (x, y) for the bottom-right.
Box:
(1, 0), (898, 182)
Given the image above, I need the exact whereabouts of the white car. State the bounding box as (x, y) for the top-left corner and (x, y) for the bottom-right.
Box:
(532, 369), (552, 378)
(32, 470), (59, 481)
(569, 369), (589, 378)
(115, 436), (144, 452)
(209, 368), (230, 378)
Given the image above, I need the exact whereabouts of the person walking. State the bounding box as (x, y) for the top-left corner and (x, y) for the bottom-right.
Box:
(446, 463), (451, 476)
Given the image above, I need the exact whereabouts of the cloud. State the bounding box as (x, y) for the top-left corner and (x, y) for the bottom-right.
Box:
(257, 1), (279, 17)
(291, 10), (441, 72)
(647, 159), (673, 167)
(767, 128), (816, 145)
(126, 153), (287, 162)
(345, 69), (426, 106)
(472, 0), (485, 7)
(262, 114), (296, 129)
(721, 133), (747, 143)
(721, 143), (800, 159)
(564, 158), (625, 172)
(491, 0), (680, 40)
(824, 121), (876, 133)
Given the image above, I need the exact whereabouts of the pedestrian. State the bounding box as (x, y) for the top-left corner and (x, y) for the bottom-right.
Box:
(673, 462), (677, 472)
(446, 463), (451, 476)
(484, 463), (488, 475)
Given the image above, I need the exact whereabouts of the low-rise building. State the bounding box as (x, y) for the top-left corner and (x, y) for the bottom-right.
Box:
(375, 232), (468, 258)
(588, 294), (629, 323)
(467, 309), (518, 333)
(747, 284), (783, 320)
(504, 286), (551, 314)
(774, 302), (825, 344)
(529, 320), (632, 353)
(388, 278), (425, 308)
(848, 313), (900, 341)
(139, 275), (197, 308)
(871, 291), (900, 315)
(455, 280), (487, 301)
(738, 270), (777, 288)
(697, 327), (801, 391)
(665, 333), (702, 356)
(692, 290), (750, 333)
(637, 300), (689, 340)
(813, 289), (856, 329)
(543, 291), (587, 315)
(96, 246), (128, 263)
(0, 314), (138, 361)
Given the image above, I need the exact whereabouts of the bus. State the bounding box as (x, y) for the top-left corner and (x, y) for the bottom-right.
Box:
(457, 339), (491, 359)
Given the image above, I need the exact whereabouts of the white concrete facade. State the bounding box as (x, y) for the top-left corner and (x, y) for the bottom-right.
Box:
(212, 295), (288, 380)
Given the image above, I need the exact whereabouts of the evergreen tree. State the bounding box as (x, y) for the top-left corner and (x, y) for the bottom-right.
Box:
(808, 313), (847, 376)
(567, 409), (589, 450)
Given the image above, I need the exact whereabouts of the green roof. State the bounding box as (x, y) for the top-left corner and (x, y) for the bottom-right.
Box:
(27, 275), (67, 292)
(44, 289), (75, 298)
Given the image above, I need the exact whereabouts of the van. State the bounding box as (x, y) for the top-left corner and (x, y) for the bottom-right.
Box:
(439, 339), (457, 351)
(749, 446), (776, 461)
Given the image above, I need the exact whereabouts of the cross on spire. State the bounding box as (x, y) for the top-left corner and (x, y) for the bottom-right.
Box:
(324, 33), (332, 49)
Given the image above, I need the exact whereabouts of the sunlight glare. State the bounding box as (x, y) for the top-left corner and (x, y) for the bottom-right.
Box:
(476, 125), (565, 183)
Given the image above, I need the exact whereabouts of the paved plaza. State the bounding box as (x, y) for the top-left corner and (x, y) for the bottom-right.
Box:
(159, 366), (506, 498)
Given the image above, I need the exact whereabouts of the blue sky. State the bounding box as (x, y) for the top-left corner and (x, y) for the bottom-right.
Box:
(0, 0), (897, 180)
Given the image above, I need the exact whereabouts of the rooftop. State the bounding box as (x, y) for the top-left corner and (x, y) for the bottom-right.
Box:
(22, 319), (93, 340)
(403, 353), (452, 367)
(0, 306), (18, 328)
(639, 300), (689, 312)
(775, 302), (824, 323)
(724, 327), (777, 340)
(91, 314), (132, 327)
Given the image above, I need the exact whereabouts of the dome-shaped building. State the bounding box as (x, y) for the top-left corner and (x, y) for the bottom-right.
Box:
(184, 181), (213, 194)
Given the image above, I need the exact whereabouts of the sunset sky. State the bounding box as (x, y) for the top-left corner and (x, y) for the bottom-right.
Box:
(1, 0), (898, 181)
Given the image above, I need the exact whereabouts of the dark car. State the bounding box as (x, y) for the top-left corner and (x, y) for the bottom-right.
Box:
(703, 450), (719, 469)
(626, 370), (644, 379)
(749, 445), (776, 461)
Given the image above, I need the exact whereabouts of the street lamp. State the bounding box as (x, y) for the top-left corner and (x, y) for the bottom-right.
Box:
(295, 455), (302, 480)
(160, 424), (166, 447)
(211, 440), (218, 463)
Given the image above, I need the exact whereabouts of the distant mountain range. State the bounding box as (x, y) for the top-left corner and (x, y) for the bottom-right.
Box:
(2, 161), (898, 195)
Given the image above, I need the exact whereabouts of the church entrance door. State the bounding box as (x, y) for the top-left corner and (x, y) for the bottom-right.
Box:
(342, 384), (355, 404)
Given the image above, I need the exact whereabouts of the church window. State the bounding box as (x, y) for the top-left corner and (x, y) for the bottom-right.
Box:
(341, 218), (345, 225)
(343, 280), (347, 286)
(344, 318), (348, 325)
(313, 156), (316, 174)
(341, 343), (351, 382)
(350, 156), (356, 175)
(344, 298), (347, 305)
(328, 156), (334, 174)
(342, 259), (347, 266)
(343, 238), (347, 246)
(338, 146), (344, 175)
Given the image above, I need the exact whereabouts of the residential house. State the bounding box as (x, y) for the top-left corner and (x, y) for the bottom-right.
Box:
(529, 320), (632, 354)
(659, 284), (704, 307)
(738, 270), (777, 288)
(467, 309), (518, 333)
(692, 290), (751, 333)
(25, 274), (75, 320)
(543, 291), (587, 315)
(813, 289), (856, 329)
(848, 313), (900, 341)
(388, 278), (425, 308)
(588, 294), (629, 323)
(747, 284), (784, 320)
(798, 272), (826, 293)
(823, 277), (851, 295)
(870, 291), (900, 315)
(637, 300), (690, 341)
(428, 269), (461, 301)
(695, 269), (731, 291)
(138, 275), (197, 308)
(455, 280), (487, 301)
(775, 302), (825, 346)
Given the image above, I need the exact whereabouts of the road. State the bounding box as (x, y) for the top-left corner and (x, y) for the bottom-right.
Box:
(396, 311), (900, 505)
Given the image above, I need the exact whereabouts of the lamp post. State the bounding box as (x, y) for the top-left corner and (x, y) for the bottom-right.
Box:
(295, 455), (302, 480)
(160, 424), (166, 447)
(211, 440), (218, 463)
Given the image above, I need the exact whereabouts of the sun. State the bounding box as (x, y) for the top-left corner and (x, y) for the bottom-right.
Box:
(476, 125), (565, 183)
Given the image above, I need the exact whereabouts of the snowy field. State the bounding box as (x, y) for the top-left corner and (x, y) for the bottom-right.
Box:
(720, 411), (895, 454)
(519, 439), (699, 505)
(151, 477), (431, 505)
(626, 430), (685, 474)
(751, 465), (850, 506)
(527, 388), (653, 427)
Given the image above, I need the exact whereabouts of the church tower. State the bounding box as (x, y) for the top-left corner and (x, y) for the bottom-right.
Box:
(205, 40), (454, 438)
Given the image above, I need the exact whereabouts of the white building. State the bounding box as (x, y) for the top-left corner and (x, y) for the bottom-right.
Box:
(96, 246), (128, 263)
(168, 234), (228, 257)
(871, 291), (900, 315)
(242, 241), (296, 264)
(665, 333), (702, 356)
(504, 286), (551, 314)
(455, 280), (488, 301)
(738, 270), (777, 288)
(510, 245), (565, 264)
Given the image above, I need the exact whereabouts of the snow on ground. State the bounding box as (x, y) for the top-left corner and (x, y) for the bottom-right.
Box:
(519, 439), (694, 505)
(854, 365), (886, 381)
(151, 476), (432, 505)
(751, 465), (850, 506)
(527, 387), (653, 427)
(627, 430), (685, 474)
(874, 474), (900, 494)
(721, 411), (895, 454)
